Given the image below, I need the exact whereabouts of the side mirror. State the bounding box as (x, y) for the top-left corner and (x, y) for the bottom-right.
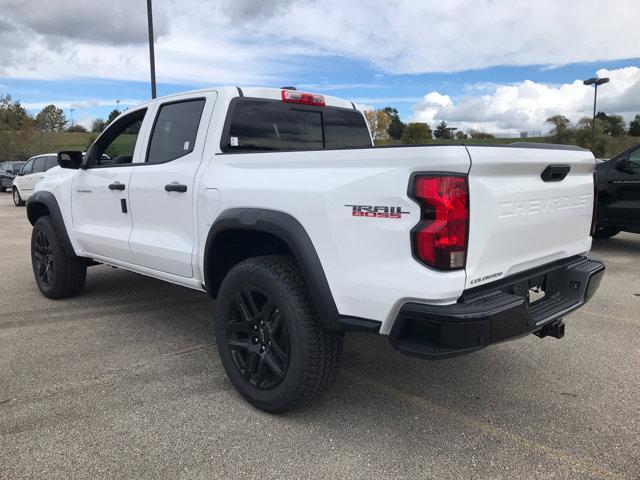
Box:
(57, 151), (83, 169)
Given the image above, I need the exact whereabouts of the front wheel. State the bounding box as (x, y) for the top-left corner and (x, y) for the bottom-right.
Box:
(31, 215), (87, 299)
(13, 187), (24, 206)
(214, 255), (343, 413)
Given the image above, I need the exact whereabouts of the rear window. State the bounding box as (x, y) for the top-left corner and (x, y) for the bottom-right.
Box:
(224, 99), (371, 152)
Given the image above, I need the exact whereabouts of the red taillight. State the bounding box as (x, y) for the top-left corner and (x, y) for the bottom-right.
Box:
(410, 175), (469, 270)
(281, 89), (325, 107)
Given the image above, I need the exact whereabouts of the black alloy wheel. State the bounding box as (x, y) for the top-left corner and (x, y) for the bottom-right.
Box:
(33, 230), (54, 288)
(226, 287), (290, 390)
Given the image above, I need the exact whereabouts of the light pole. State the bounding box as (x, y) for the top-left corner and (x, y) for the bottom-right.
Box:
(146, 0), (157, 99)
(70, 108), (75, 128)
(583, 77), (609, 152)
(116, 99), (121, 112)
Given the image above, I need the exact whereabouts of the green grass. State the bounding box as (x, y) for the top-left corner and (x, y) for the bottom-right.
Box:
(1, 130), (637, 161)
(0, 131), (95, 161)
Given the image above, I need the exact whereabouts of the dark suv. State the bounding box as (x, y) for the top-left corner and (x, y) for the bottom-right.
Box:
(0, 161), (25, 192)
(594, 144), (640, 238)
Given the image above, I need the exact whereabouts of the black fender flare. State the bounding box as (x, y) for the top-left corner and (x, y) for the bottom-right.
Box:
(26, 191), (76, 258)
(203, 208), (379, 332)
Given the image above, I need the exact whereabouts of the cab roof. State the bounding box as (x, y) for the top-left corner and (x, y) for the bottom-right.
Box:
(136, 86), (357, 111)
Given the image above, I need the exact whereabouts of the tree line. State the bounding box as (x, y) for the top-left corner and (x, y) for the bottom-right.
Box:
(365, 106), (640, 154)
(0, 94), (120, 134)
(546, 112), (640, 156)
(364, 107), (496, 144)
(0, 94), (124, 160)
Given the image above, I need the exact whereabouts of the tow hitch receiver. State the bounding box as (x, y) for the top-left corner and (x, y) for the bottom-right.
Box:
(534, 319), (565, 339)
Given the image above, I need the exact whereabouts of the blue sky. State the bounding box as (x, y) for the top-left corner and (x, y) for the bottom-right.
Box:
(2, 0), (640, 133)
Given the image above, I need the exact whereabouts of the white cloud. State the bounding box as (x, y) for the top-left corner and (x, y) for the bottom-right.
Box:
(21, 98), (142, 111)
(409, 66), (640, 133)
(0, 0), (638, 83)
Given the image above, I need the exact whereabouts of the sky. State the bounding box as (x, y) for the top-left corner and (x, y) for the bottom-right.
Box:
(1, 0), (639, 134)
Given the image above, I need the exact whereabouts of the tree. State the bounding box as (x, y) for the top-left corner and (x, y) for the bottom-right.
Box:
(546, 115), (572, 144)
(455, 130), (467, 140)
(400, 122), (432, 144)
(467, 129), (495, 139)
(433, 120), (452, 139)
(382, 106), (406, 140)
(596, 112), (625, 137)
(91, 118), (107, 133)
(606, 114), (625, 137)
(106, 109), (120, 125)
(0, 94), (32, 130)
(629, 114), (640, 137)
(35, 105), (67, 132)
(572, 116), (607, 156)
(364, 109), (391, 141)
(66, 124), (87, 133)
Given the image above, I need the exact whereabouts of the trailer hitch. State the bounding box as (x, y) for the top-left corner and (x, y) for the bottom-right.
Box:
(534, 319), (565, 339)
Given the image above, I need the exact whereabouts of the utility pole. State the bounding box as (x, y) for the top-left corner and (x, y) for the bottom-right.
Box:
(146, 0), (157, 99)
(70, 108), (75, 128)
(583, 77), (610, 153)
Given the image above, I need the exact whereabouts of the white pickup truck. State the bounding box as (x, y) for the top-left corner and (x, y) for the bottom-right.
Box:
(26, 87), (604, 412)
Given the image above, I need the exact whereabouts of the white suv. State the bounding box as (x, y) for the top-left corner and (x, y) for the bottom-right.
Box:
(12, 153), (59, 206)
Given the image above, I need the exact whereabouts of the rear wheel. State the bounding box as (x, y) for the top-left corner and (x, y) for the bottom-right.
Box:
(31, 215), (87, 299)
(13, 187), (24, 206)
(214, 255), (343, 413)
(593, 227), (620, 239)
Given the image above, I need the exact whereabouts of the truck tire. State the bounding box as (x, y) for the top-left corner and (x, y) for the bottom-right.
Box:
(214, 255), (343, 413)
(31, 215), (87, 299)
(593, 227), (620, 239)
(13, 187), (25, 206)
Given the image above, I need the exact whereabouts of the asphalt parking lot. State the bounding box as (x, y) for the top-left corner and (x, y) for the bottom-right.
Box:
(0, 192), (638, 480)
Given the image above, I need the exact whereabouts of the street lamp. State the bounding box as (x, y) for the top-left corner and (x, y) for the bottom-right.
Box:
(146, 0), (157, 99)
(70, 108), (75, 128)
(583, 77), (609, 152)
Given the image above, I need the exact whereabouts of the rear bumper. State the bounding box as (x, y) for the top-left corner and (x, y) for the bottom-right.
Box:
(389, 256), (604, 359)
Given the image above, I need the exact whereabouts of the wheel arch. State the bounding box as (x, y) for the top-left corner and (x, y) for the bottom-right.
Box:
(26, 191), (76, 258)
(204, 208), (343, 331)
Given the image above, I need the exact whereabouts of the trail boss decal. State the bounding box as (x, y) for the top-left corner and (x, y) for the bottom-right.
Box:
(345, 204), (410, 219)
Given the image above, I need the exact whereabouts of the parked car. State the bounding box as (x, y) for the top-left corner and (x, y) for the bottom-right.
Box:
(25, 87), (604, 412)
(0, 161), (26, 192)
(12, 154), (59, 206)
(594, 143), (640, 238)
(0, 167), (14, 192)
(1, 160), (26, 175)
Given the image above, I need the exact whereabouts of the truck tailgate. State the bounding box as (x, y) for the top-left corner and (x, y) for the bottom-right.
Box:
(465, 145), (595, 289)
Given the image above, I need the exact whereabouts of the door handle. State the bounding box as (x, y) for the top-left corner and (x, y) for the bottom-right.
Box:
(165, 183), (187, 193)
(108, 182), (125, 191)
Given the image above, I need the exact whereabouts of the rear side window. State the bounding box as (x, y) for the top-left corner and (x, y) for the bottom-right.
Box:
(323, 109), (372, 149)
(44, 156), (58, 171)
(33, 157), (46, 173)
(223, 99), (371, 152)
(147, 99), (205, 164)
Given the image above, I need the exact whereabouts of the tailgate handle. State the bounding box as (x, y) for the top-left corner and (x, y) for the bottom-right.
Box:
(541, 164), (570, 182)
